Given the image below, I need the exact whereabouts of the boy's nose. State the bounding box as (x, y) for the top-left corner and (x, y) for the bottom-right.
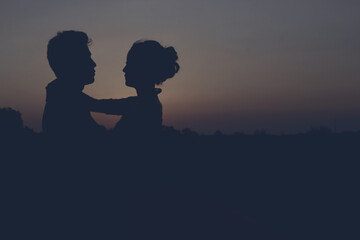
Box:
(91, 59), (96, 68)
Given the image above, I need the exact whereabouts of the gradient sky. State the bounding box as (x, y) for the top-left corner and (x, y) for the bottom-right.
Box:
(1, 0), (360, 134)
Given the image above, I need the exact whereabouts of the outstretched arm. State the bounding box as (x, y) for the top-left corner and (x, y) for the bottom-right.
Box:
(83, 93), (137, 115)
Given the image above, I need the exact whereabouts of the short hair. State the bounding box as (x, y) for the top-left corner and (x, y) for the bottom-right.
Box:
(47, 30), (91, 77)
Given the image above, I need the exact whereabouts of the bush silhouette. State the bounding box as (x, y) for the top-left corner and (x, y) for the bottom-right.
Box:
(0, 107), (24, 136)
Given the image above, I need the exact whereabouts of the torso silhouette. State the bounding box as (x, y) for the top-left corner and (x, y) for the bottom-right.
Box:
(113, 92), (162, 137)
(42, 79), (103, 138)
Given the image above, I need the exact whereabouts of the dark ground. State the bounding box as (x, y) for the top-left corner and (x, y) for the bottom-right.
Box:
(1, 128), (359, 239)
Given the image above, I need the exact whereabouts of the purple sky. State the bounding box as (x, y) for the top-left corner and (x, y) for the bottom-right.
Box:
(1, 0), (360, 133)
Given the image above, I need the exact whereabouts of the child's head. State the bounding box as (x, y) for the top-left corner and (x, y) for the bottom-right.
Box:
(123, 40), (179, 89)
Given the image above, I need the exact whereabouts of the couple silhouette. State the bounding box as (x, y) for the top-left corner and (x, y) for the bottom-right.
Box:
(42, 30), (179, 140)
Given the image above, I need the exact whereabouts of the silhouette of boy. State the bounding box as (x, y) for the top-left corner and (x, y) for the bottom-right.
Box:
(43, 30), (139, 140)
(42, 31), (103, 139)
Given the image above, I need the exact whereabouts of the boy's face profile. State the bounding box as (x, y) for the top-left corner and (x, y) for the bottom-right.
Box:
(65, 46), (96, 86)
(70, 46), (96, 85)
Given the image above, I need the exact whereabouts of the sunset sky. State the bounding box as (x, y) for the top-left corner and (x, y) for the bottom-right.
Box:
(1, 0), (359, 134)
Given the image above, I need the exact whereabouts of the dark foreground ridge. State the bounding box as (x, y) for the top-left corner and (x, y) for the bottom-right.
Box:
(1, 108), (359, 239)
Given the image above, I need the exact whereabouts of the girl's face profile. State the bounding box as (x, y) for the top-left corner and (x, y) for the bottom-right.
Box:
(123, 60), (137, 88)
(123, 49), (153, 88)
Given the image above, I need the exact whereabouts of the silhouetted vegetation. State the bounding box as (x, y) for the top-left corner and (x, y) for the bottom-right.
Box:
(1, 108), (358, 239)
(0, 107), (23, 136)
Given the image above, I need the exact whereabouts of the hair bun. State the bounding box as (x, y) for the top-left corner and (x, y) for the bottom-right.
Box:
(165, 47), (178, 62)
(164, 47), (180, 78)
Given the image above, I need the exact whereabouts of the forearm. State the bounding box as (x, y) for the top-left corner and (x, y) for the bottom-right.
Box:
(89, 97), (136, 115)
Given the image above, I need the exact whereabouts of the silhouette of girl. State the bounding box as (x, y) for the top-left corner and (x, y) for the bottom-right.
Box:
(112, 40), (180, 137)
